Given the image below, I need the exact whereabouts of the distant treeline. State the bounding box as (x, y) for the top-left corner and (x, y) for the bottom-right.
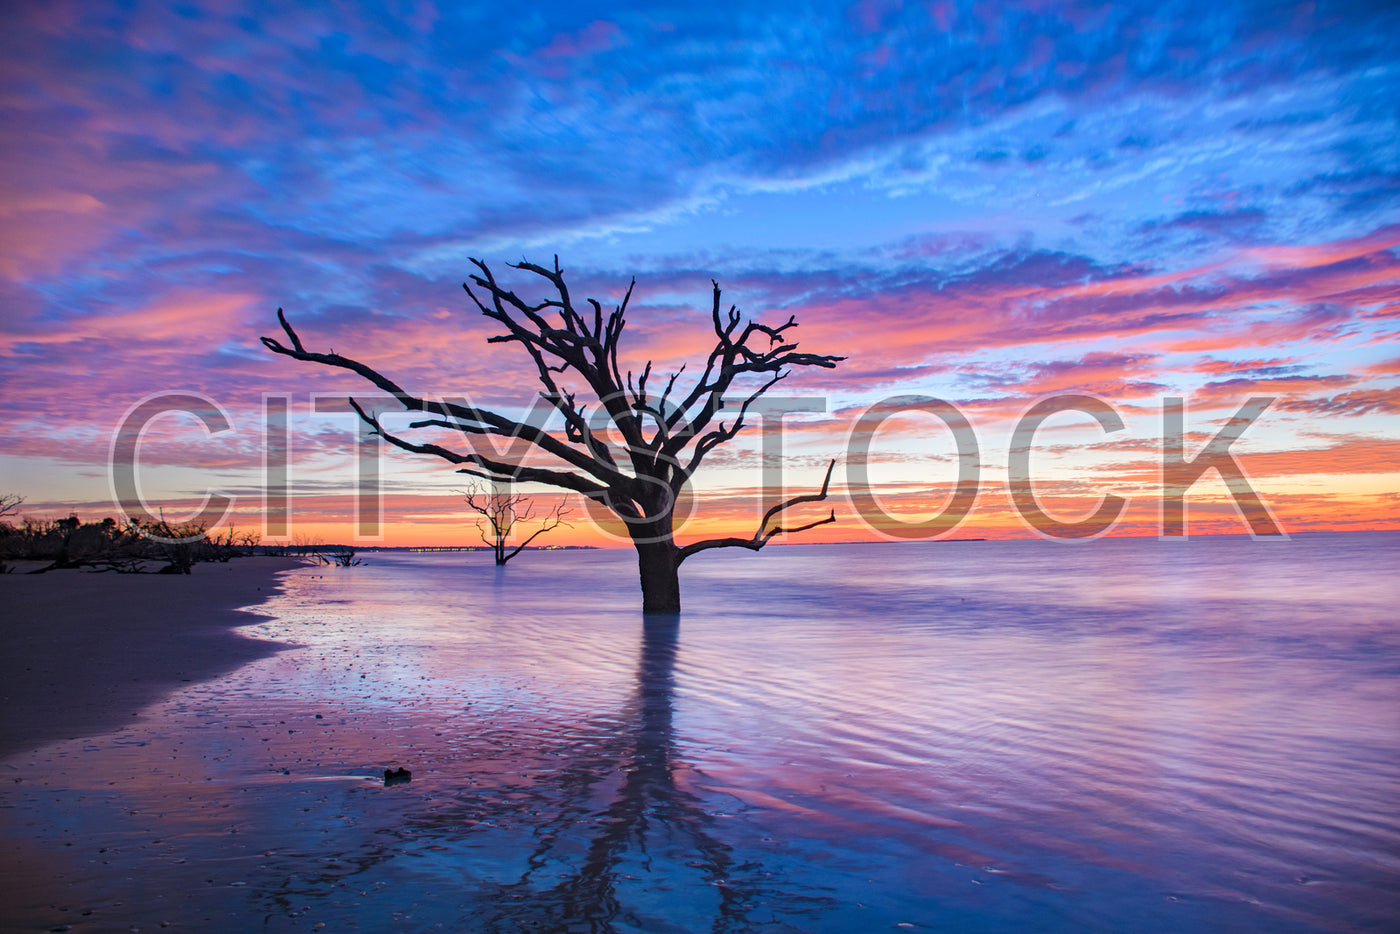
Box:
(0, 516), (603, 575)
(0, 515), (260, 574)
(374, 544), (597, 553)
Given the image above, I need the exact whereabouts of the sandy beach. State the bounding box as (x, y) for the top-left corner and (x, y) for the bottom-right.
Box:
(0, 557), (301, 761)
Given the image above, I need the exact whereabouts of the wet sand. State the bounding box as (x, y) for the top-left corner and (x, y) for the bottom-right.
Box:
(0, 557), (301, 760)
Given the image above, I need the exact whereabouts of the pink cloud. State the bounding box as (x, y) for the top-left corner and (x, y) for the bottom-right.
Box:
(535, 21), (625, 60)
(1364, 357), (1400, 376)
(1277, 387), (1400, 417)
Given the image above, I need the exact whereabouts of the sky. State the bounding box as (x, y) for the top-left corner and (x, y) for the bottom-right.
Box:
(1, 0), (1397, 547)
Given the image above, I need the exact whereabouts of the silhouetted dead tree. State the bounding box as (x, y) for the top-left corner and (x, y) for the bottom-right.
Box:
(263, 257), (842, 613)
(0, 493), (22, 520)
(459, 482), (570, 566)
(318, 547), (362, 567)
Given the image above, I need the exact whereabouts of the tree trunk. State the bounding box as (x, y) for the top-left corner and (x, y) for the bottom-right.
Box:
(634, 537), (681, 615)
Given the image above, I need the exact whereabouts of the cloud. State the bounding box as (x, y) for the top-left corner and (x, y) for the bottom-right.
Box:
(1193, 374), (1360, 399)
(1191, 356), (1307, 377)
(1364, 357), (1400, 376)
(2, 0), (1398, 539)
(532, 20), (626, 61)
(959, 352), (1165, 398)
(1137, 208), (1267, 241)
(1277, 387), (1400, 417)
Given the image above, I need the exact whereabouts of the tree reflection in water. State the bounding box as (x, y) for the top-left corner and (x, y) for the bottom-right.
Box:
(391, 616), (833, 932)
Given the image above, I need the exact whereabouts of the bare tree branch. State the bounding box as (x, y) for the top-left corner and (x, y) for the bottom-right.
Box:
(264, 258), (844, 612)
(458, 482), (571, 565)
(0, 493), (23, 520)
(676, 459), (838, 564)
(262, 309), (628, 489)
(351, 400), (611, 499)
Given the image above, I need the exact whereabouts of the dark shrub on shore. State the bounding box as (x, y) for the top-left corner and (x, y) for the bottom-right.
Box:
(0, 515), (260, 574)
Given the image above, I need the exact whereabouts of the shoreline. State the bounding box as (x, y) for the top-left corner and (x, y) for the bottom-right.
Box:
(0, 556), (302, 760)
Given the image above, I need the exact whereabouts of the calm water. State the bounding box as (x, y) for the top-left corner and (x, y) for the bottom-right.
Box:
(3, 534), (1398, 933)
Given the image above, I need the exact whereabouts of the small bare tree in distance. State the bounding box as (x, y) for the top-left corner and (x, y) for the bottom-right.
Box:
(262, 256), (842, 613)
(459, 482), (570, 566)
(0, 493), (23, 520)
